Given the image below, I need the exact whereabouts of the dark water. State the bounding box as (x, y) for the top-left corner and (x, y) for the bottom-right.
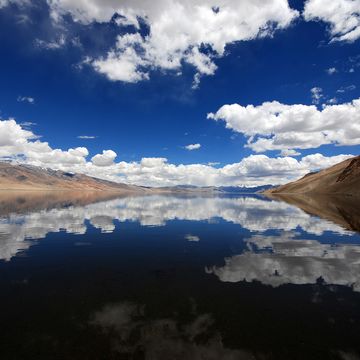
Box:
(1, 192), (360, 360)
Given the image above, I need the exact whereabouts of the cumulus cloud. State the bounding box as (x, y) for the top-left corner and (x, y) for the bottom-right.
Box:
(91, 150), (117, 167)
(304, 0), (360, 42)
(0, 118), (40, 155)
(208, 97), (360, 152)
(92, 33), (151, 83)
(0, 119), (88, 166)
(185, 143), (201, 151)
(45, 0), (298, 84)
(0, 119), (355, 187)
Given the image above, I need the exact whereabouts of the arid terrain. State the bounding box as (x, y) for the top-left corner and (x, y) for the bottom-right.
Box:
(265, 156), (360, 196)
(0, 162), (151, 192)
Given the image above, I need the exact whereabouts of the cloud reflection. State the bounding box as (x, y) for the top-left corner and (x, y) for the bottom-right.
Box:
(90, 302), (253, 359)
(207, 231), (360, 291)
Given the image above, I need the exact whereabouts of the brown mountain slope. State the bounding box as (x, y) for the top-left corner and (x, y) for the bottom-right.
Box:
(265, 155), (360, 196)
(0, 162), (149, 192)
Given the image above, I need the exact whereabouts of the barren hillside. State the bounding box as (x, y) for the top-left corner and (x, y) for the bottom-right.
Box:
(0, 162), (148, 192)
(265, 156), (360, 196)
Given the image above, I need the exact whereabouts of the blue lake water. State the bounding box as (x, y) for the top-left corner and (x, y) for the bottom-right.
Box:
(1, 192), (360, 359)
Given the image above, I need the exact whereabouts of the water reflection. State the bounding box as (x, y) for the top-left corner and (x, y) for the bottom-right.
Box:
(207, 231), (360, 291)
(90, 302), (252, 359)
(1, 191), (360, 359)
(0, 193), (354, 261)
(266, 193), (360, 232)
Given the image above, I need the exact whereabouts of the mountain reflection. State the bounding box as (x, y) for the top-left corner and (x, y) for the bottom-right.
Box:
(265, 193), (360, 232)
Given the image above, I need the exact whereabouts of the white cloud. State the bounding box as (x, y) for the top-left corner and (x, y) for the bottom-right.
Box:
(34, 34), (66, 50)
(140, 157), (167, 168)
(279, 149), (301, 157)
(46, 0), (298, 84)
(20, 121), (36, 127)
(0, 0), (28, 8)
(310, 87), (323, 104)
(91, 150), (117, 167)
(29, 145), (89, 166)
(326, 67), (337, 75)
(304, 0), (360, 42)
(77, 135), (97, 139)
(327, 97), (338, 104)
(93, 33), (150, 83)
(0, 119), (39, 154)
(208, 97), (360, 152)
(185, 143), (201, 151)
(17, 96), (35, 104)
(0, 119), (355, 187)
(337, 84), (356, 93)
(0, 119), (88, 166)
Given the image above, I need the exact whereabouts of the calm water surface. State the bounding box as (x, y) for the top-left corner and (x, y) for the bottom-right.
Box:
(1, 192), (360, 359)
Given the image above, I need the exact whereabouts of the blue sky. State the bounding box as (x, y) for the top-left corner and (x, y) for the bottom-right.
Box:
(0, 0), (359, 186)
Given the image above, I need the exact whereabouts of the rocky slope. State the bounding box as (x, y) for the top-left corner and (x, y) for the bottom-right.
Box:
(265, 156), (360, 196)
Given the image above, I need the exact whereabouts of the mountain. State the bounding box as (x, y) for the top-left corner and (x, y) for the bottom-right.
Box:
(0, 162), (276, 194)
(157, 185), (219, 193)
(265, 155), (360, 196)
(217, 185), (274, 194)
(157, 185), (275, 194)
(0, 162), (150, 192)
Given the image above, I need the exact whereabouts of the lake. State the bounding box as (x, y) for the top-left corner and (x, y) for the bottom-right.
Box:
(1, 192), (360, 359)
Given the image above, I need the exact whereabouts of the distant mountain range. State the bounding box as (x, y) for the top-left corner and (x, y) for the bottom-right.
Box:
(0, 162), (274, 193)
(265, 155), (360, 196)
(4, 157), (360, 196)
(217, 185), (274, 193)
(158, 184), (274, 193)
